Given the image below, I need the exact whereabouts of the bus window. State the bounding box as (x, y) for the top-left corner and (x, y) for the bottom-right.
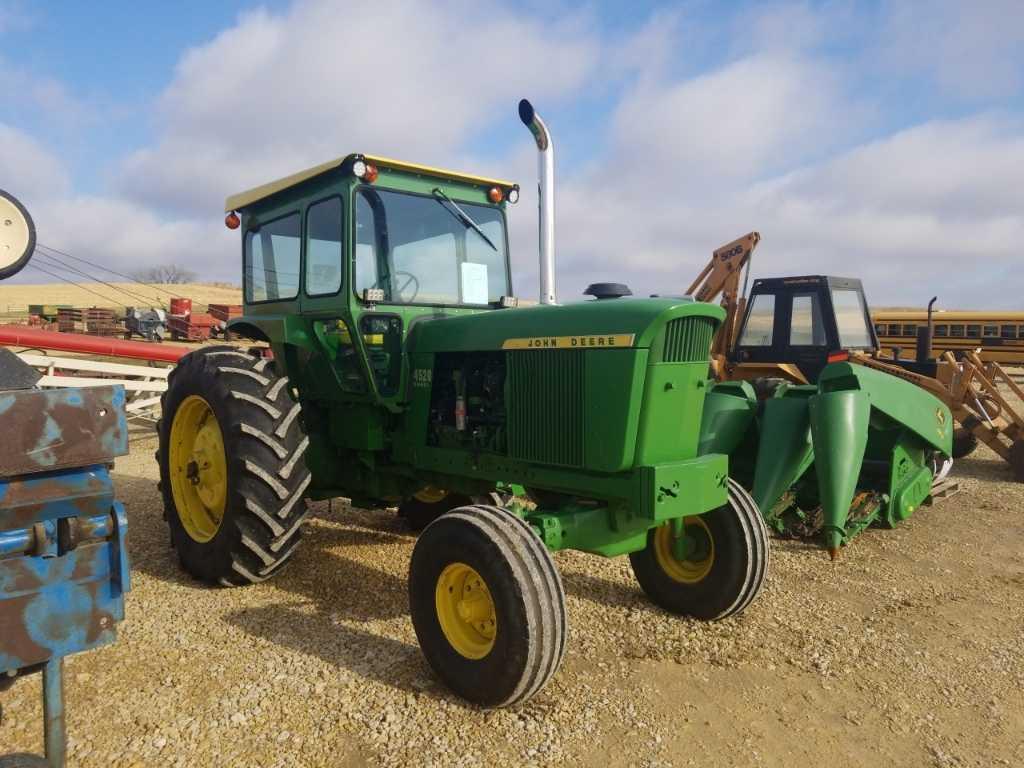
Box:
(934, 324), (948, 337)
(966, 325), (981, 338)
(888, 324), (901, 336)
(902, 324), (917, 337)
(983, 325), (998, 337)
(950, 325), (965, 337)
(1002, 325), (1017, 339)
(874, 323), (886, 336)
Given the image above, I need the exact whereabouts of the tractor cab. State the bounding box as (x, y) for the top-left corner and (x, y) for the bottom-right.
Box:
(224, 154), (520, 401)
(729, 275), (878, 384)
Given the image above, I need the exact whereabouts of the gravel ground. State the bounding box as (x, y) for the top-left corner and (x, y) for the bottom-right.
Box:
(2, 423), (1022, 767)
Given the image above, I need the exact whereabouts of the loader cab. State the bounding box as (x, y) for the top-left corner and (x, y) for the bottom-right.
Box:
(730, 275), (878, 384)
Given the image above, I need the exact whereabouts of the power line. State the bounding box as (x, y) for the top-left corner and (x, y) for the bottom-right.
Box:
(33, 250), (168, 308)
(35, 242), (186, 298)
(25, 262), (132, 307)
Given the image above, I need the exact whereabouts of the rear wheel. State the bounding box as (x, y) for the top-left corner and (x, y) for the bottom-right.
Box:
(157, 346), (311, 585)
(1009, 441), (1024, 483)
(398, 488), (505, 531)
(629, 479), (769, 620)
(409, 505), (566, 707)
(951, 426), (979, 459)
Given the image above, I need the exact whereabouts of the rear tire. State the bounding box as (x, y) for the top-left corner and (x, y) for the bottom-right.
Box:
(951, 426), (979, 459)
(409, 505), (566, 707)
(1009, 441), (1024, 483)
(629, 479), (769, 620)
(157, 346), (311, 586)
(398, 489), (506, 531)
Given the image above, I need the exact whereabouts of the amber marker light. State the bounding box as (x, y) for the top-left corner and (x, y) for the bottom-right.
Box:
(827, 350), (850, 363)
(225, 211), (240, 229)
(488, 186), (504, 203)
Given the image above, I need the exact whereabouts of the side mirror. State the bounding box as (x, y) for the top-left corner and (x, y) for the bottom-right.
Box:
(0, 190), (36, 280)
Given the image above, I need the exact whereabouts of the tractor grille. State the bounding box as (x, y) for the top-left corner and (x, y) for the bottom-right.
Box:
(507, 350), (585, 467)
(663, 317), (717, 362)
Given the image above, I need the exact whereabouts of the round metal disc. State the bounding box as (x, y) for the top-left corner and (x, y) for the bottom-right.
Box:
(0, 190), (36, 280)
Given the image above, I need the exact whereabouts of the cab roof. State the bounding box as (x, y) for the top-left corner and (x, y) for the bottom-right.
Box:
(224, 153), (517, 212)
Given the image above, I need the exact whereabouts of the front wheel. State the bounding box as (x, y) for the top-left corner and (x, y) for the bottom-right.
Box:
(409, 505), (566, 707)
(629, 479), (769, 620)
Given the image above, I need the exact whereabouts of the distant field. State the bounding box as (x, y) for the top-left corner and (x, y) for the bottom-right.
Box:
(0, 282), (242, 316)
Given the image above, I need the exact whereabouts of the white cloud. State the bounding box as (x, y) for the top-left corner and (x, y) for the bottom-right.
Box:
(117, 0), (599, 217)
(876, 0), (1024, 101)
(0, 122), (70, 201)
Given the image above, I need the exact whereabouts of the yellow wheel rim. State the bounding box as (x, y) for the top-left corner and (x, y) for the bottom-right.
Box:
(435, 562), (496, 659)
(653, 517), (715, 584)
(169, 395), (228, 543)
(414, 486), (448, 504)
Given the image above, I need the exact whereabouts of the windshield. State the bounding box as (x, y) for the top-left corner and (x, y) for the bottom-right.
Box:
(355, 187), (510, 306)
(831, 288), (874, 348)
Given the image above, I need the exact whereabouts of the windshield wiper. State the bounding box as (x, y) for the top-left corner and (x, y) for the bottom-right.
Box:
(432, 188), (498, 252)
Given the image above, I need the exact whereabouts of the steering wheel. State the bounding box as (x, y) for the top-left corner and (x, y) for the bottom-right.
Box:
(392, 271), (420, 303)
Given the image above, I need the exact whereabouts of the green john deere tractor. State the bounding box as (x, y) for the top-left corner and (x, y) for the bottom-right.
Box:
(157, 101), (769, 707)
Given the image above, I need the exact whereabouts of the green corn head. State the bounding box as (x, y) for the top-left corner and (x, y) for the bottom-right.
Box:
(699, 361), (953, 557)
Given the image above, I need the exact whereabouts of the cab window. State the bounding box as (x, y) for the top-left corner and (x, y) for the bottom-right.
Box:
(738, 293), (775, 346)
(245, 212), (301, 303)
(305, 197), (343, 296)
(353, 187), (510, 306)
(830, 288), (873, 348)
(790, 293), (826, 345)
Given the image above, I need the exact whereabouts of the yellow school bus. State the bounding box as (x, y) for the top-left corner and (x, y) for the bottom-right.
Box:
(871, 310), (1024, 364)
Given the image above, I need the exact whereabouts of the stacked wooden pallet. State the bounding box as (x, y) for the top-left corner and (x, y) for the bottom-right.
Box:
(168, 312), (217, 341)
(56, 307), (124, 336)
(207, 304), (242, 323)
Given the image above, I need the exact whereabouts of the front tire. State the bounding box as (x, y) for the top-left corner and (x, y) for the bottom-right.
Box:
(629, 479), (769, 620)
(409, 505), (566, 707)
(157, 346), (311, 586)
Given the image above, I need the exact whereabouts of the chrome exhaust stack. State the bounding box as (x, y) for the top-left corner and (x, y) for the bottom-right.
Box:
(519, 99), (556, 305)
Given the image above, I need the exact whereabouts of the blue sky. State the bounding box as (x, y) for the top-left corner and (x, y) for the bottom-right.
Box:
(2, 0), (1022, 307)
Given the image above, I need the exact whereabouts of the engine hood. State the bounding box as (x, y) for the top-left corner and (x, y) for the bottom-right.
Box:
(409, 298), (724, 354)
